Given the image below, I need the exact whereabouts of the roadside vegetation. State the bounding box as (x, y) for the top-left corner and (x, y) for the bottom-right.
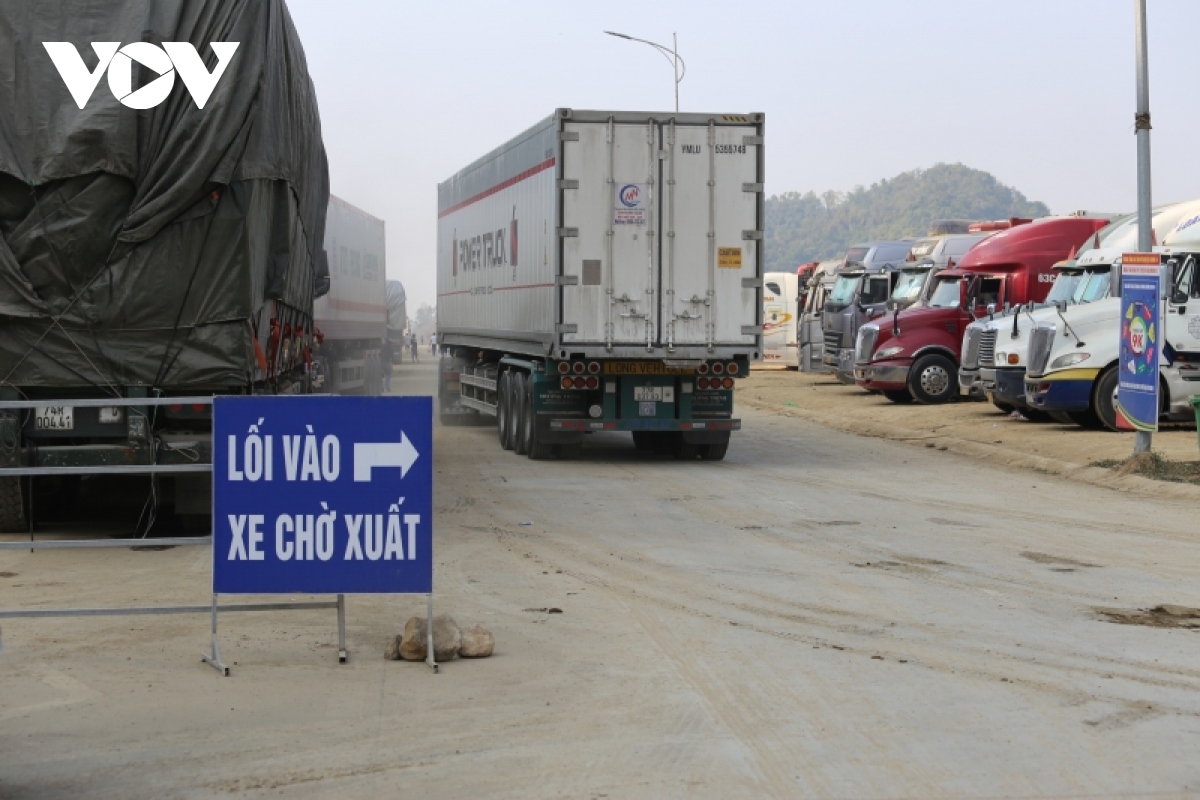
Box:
(1091, 451), (1200, 486)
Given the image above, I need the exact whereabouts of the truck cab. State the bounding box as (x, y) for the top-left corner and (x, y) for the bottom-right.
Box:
(798, 258), (841, 372)
(962, 202), (1200, 416)
(890, 231), (1001, 312)
(854, 216), (1110, 404)
(821, 240), (914, 384)
(1025, 202), (1200, 429)
(762, 271), (800, 366)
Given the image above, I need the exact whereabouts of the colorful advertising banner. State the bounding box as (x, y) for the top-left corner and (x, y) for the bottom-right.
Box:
(1115, 253), (1162, 432)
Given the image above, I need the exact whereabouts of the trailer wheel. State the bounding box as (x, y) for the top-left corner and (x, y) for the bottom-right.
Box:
(883, 389), (914, 404)
(497, 371), (513, 450)
(511, 373), (529, 456)
(522, 378), (553, 461)
(674, 436), (699, 460)
(0, 476), (27, 533)
(555, 442), (583, 460)
(698, 441), (729, 461)
(907, 354), (957, 405)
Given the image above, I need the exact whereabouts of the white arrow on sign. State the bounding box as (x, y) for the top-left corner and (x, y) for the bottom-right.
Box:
(353, 433), (420, 481)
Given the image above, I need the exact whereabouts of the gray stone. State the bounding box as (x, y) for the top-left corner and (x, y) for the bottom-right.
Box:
(458, 624), (494, 658)
(432, 614), (461, 662)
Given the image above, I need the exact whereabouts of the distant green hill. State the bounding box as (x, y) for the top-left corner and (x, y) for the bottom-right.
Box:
(765, 163), (1051, 272)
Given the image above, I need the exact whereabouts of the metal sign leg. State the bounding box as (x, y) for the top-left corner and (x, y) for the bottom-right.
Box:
(425, 593), (438, 673)
(337, 594), (347, 663)
(200, 593), (230, 676)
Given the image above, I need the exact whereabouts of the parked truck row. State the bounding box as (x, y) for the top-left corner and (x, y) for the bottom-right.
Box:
(788, 202), (1200, 433)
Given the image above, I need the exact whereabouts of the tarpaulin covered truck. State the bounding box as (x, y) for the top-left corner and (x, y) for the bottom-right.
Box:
(436, 109), (765, 460)
(0, 0), (330, 532)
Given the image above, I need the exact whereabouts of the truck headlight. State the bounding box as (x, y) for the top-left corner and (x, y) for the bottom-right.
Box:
(1049, 352), (1090, 369)
(874, 345), (903, 360)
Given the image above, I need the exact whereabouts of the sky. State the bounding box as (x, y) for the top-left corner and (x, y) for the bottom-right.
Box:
(285, 0), (1200, 310)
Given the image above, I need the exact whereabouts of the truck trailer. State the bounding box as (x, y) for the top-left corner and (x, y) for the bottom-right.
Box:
(436, 109), (765, 460)
(0, 0), (330, 532)
(311, 196), (388, 395)
(762, 271), (799, 366)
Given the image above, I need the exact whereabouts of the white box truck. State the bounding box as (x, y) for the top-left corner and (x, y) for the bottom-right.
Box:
(436, 109), (765, 460)
(762, 271), (799, 366)
(312, 196), (388, 395)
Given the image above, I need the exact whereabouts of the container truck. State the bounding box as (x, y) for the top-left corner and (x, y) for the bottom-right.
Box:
(386, 280), (408, 347)
(798, 258), (841, 372)
(436, 109), (765, 460)
(311, 196), (388, 395)
(0, 0), (329, 532)
(762, 271), (799, 366)
(853, 215), (1110, 404)
(821, 240), (916, 384)
(961, 202), (1199, 416)
(1025, 208), (1200, 430)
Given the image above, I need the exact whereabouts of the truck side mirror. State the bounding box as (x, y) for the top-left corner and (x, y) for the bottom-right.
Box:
(986, 302), (997, 317)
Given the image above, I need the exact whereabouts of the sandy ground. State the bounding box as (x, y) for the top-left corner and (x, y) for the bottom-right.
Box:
(2, 363), (1200, 798)
(744, 367), (1200, 500)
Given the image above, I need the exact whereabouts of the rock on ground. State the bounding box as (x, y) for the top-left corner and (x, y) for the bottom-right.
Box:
(432, 614), (461, 662)
(399, 616), (427, 661)
(383, 634), (402, 660)
(459, 624), (494, 658)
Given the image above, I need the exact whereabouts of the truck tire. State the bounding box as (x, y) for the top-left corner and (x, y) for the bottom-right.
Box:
(0, 476), (26, 533)
(699, 441), (729, 461)
(1093, 367), (1122, 432)
(555, 442), (582, 459)
(521, 378), (554, 461)
(884, 389), (914, 404)
(674, 435), (699, 460)
(497, 371), (513, 450)
(511, 373), (529, 456)
(907, 354), (957, 405)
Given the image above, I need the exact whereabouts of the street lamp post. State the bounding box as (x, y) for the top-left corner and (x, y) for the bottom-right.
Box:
(603, 30), (686, 113)
(1132, 0), (1154, 456)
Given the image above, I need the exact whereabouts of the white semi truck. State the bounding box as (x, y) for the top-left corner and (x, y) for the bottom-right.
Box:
(763, 271), (799, 366)
(436, 109), (765, 460)
(1024, 201), (1200, 429)
(312, 196), (388, 395)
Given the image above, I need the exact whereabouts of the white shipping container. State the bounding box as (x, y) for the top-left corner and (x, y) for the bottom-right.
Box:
(315, 195), (387, 343)
(437, 109), (764, 360)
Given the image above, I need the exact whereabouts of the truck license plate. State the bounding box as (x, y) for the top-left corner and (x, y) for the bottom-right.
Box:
(638, 401), (656, 416)
(35, 405), (74, 431)
(633, 387), (664, 402)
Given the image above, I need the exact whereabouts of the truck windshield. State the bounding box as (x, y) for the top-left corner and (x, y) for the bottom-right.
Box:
(927, 276), (963, 309)
(891, 269), (929, 303)
(1071, 271), (1111, 304)
(1044, 272), (1084, 306)
(828, 274), (861, 305)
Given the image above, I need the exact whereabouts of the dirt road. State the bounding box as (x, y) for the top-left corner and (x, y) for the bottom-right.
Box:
(2, 363), (1199, 798)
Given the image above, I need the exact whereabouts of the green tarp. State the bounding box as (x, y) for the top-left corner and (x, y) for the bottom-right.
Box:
(0, 0), (328, 389)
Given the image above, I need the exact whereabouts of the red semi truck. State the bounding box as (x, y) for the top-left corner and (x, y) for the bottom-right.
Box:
(853, 215), (1110, 404)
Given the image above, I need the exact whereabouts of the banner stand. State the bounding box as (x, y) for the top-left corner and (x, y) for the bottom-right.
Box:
(201, 593), (347, 676)
(426, 593), (439, 674)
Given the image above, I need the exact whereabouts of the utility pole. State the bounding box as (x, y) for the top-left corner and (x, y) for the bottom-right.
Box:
(1132, 0), (1153, 455)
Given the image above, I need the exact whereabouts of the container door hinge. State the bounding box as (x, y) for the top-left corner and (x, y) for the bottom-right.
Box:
(559, 131), (579, 142)
(556, 275), (579, 286)
(556, 323), (578, 334)
(558, 227), (579, 238)
(742, 182), (764, 193)
(558, 179), (579, 190)
(741, 277), (762, 289)
(741, 325), (762, 335)
(741, 230), (763, 240)
(742, 135), (764, 146)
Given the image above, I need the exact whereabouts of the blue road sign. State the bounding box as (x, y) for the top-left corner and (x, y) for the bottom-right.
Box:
(212, 396), (433, 594)
(1116, 254), (1161, 432)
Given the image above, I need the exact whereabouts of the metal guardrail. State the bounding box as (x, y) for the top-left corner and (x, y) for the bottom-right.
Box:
(0, 396), (217, 409)
(0, 537), (209, 550)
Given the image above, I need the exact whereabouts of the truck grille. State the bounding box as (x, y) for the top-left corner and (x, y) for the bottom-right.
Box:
(824, 330), (841, 353)
(855, 327), (879, 365)
(961, 327), (981, 370)
(978, 330), (998, 367)
(1026, 324), (1056, 377)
